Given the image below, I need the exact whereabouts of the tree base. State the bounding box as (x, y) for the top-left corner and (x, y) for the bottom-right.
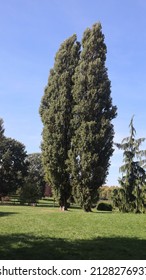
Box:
(60, 206), (68, 211)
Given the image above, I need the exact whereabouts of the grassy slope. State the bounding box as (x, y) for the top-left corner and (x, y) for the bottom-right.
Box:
(0, 204), (146, 259)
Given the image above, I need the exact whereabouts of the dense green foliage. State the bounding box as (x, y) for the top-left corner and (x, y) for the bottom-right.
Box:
(0, 204), (146, 259)
(0, 119), (28, 198)
(68, 23), (117, 211)
(114, 117), (146, 213)
(97, 201), (113, 211)
(40, 35), (80, 210)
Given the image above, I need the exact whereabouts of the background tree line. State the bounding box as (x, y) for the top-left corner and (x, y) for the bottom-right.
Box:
(1, 115), (146, 212)
(0, 118), (46, 204)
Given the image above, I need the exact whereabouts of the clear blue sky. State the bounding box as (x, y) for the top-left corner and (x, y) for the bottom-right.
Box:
(1, 0), (146, 186)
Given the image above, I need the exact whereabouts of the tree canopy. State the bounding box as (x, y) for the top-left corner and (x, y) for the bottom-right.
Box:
(0, 131), (28, 198)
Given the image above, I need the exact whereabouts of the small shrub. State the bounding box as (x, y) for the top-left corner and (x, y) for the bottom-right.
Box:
(97, 201), (113, 211)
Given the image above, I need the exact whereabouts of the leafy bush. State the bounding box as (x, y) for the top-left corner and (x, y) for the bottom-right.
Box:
(97, 201), (113, 211)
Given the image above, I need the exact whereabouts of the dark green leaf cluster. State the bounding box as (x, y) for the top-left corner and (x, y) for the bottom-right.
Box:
(97, 201), (113, 211)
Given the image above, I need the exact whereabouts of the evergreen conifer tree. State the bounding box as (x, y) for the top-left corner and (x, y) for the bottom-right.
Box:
(114, 116), (146, 213)
(40, 35), (80, 210)
(68, 23), (117, 211)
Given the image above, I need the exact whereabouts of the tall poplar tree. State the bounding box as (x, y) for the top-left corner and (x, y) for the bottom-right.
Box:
(68, 23), (117, 211)
(40, 35), (80, 210)
(114, 116), (146, 213)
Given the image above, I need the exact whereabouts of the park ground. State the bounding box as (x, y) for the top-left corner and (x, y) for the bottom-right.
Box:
(0, 199), (146, 260)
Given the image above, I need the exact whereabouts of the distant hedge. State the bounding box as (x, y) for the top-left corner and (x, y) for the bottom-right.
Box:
(97, 201), (113, 211)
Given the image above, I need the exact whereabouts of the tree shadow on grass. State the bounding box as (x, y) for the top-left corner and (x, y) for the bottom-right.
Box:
(0, 233), (146, 260)
(0, 212), (18, 217)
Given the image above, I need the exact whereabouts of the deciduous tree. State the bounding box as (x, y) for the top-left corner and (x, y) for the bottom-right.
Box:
(68, 23), (117, 211)
(40, 35), (80, 210)
(0, 136), (28, 198)
(19, 153), (46, 204)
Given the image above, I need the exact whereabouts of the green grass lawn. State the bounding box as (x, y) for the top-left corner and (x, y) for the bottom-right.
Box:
(0, 202), (146, 260)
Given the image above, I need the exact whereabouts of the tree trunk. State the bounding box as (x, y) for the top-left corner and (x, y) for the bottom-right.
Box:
(59, 198), (68, 211)
(83, 204), (92, 212)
